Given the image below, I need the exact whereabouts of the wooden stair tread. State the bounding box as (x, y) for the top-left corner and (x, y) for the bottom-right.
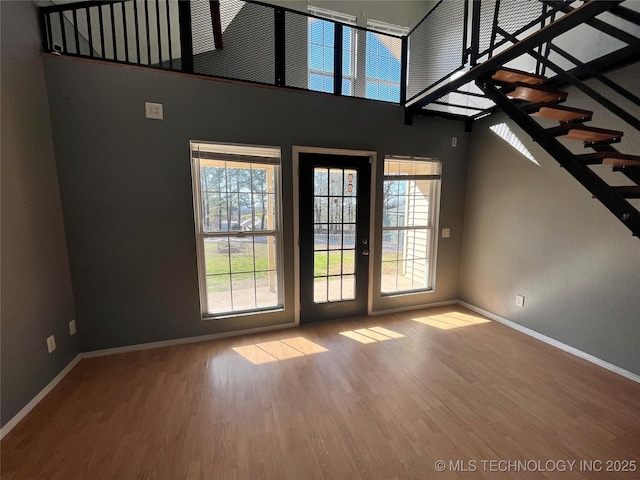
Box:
(492, 68), (546, 85)
(611, 186), (640, 198)
(503, 82), (568, 103)
(547, 124), (623, 143)
(525, 103), (593, 122)
(576, 152), (640, 167)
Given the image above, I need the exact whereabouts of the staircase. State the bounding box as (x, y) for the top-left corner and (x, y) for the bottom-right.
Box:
(404, 0), (640, 238)
(476, 68), (640, 237)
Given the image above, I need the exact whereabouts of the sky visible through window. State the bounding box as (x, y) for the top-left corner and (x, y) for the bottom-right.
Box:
(365, 31), (401, 102)
(308, 19), (402, 102)
(308, 18), (352, 95)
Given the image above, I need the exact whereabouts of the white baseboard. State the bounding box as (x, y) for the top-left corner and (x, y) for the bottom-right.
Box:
(370, 299), (459, 316)
(82, 322), (297, 358)
(2, 323), (297, 439)
(458, 300), (640, 384)
(0, 354), (82, 441)
(5, 302), (638, 441)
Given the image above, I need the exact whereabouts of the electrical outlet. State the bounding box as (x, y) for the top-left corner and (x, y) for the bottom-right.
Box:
(145, 102), (163, 120)
(69, 319), (77, 335)
(451, 136), (458, 147)
(515, 294), (525, 308)
(47, 335), (57, 353)
(442, 228), (451, 238)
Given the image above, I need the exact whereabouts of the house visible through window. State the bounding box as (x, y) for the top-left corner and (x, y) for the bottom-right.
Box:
(191, 142), (283, 316)
(308, 6), (356, 95)
(381, 157), (441, 294)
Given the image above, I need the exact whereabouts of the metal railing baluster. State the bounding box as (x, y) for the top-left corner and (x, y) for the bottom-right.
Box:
(122, 2), (129, 63)
(98, 5), (105, 59)
(156, 0), (162, 67)
(134, 1), (140, 64)
(110, 3), (116, 60)
(87, 7), (94, 57)
(72, 9), (80, 54)
(166, 0), (173, 69)
(59, 11), (67, 53)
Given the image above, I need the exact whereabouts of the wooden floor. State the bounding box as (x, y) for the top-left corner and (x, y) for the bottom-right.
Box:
(2, 306), (640, 479)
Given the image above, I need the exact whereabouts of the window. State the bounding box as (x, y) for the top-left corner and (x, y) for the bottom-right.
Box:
(191, 142), (283, 316)
(308, 7), (356, 95)
(381, 157), (441, 294)
(365, 20), (407, 102)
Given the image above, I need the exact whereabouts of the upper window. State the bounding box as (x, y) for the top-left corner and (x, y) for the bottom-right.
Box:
(308, 7), (356, 95)
(365, 20), (407, 102)
(381, 157), (441, 294)
(191, 142), (283, 317)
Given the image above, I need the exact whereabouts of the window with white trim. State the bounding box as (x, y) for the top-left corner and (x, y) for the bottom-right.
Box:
(191, 142), (283, 316)
(308, 6), (356, 95)
(381, 157), (441, 294)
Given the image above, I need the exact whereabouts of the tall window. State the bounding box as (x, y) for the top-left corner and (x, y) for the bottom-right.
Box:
(365, 20), (407, 102)
(308, 7), (356, 95)
(191, 142), (283, 316)
(381, 157), (441, 294)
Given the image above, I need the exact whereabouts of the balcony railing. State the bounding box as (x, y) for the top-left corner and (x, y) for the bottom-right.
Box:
(39, 0), (407, 104)
(39, 0), (640, 118)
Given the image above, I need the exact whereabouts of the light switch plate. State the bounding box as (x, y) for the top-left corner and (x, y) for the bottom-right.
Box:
(515, 295), (525, 308)
(442, 228), (451, 238)
(145, 102), (163, 120)
(47, 335), (56, 353)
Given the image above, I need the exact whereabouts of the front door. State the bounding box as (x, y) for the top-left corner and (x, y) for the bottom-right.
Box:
(299, 153), (371, 323)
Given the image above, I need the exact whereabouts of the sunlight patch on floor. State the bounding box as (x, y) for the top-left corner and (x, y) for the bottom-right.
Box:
(412, 311), (491, 330)
(233, 337), (329, 364)
(340, 327), (406, 344)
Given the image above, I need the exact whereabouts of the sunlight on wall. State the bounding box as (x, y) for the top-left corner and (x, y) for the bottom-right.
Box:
(340, 326), (405, 344)
(490, 123), (539, 165)
(233, 337), (328, 364)
(412, 311), (491, 330)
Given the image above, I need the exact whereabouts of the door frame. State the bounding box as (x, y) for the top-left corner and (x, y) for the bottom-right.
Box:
(292, 146), (377, 325)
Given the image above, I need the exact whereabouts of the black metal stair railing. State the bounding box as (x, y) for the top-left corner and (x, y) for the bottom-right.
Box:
(403, 0), (575, 120)
(401, 0), (640, 237)
(404, 0), (640, 121)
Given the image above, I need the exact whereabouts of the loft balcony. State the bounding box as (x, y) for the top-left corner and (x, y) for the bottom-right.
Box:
(39, 0), (640, 121)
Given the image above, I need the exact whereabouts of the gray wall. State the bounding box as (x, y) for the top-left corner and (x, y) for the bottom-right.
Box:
(1, 0), (79, 427)
(460, 63), (640, 376)
(43, 55), (469, 352)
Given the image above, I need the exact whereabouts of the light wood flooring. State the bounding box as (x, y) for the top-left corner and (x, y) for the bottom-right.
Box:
(2, 306), (640, 479)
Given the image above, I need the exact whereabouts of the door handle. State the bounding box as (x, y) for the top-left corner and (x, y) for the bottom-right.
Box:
(362, 249), (369, 256)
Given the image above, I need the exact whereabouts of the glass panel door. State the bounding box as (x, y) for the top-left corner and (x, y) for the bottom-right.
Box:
(299, 153), (371, 323)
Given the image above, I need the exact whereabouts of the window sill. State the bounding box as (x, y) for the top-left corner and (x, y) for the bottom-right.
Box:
(380, 288), (434, 298)
(202, 306), (285, 321)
